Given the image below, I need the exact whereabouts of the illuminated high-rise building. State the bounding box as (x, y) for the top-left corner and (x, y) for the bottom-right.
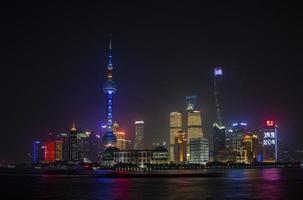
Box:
(89, 131), (101, 162)
(69, 123), (79, 162)
(186, 96), (207, 163)
(44, 140), (55, 162)
(214, 66), (224, 126)
(174, 131), (187, 163)
(261, 120), (278, 162)
(59, 132), (69, 161)
(213, 123), (226, 161)
(102, 39), (117, 148)
(169, 112), (182, 162)
(78, 131), (91, 162)
(113, 122), (126, 150)
(134, 121), (144, 150)
(55, 140), (63, 161)
(242, 134), (259, 164)
(189, 137), (209, 164)
(32, 140), (43, 163)
(187, 110), (203, 139)
(231, 122), (248, 151)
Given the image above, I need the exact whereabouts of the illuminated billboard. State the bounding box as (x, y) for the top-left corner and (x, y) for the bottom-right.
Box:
(262, 120), (278, 162)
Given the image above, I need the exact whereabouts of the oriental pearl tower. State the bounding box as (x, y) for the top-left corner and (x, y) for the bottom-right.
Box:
(102, 39), (117, 148)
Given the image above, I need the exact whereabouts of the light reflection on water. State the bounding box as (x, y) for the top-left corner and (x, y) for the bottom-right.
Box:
(1, 168), (303, 200)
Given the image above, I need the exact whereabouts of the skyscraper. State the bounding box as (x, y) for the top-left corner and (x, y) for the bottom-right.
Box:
(134, 121), (144, 150)
(214, 67), (224, 126)
(169, 112), (182, 162)
(261, 120), (278, 162)
(55, 140), (63, 161)
(212, 67), (226, 162)
(102, 39), (117, 148)
(69, 123), (79, 162)
(44, 140), (55, 162)
(189, 137), (209, 164)
(213, 122), (226, 161)
(242, 134), (259, 164)
(32, 140), (43, 163)
(59, 132), (69, 161)
(186, 96), (208, 163)
(113, 122), (127, 150)
(174, 131), (187, 163)
(187, 110), (203, 139)
(78, 131), (90, 162)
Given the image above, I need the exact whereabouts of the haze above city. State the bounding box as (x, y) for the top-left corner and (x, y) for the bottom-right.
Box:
(2, 1), (302, 163)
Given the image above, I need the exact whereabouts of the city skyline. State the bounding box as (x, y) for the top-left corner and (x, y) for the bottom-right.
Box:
(2, 1), (302, 163)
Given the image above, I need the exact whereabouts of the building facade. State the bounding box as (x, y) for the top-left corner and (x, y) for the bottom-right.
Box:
(213, 123), (226, 161)
(189, 137), (209, 164)
(134, 121), (144, 150)
(102, 147), (169, 167)
(69, 124), (79, 162)
(261, 120), (278, 162)
(174, 131), (187, 163)
(169, 112), (182, 162)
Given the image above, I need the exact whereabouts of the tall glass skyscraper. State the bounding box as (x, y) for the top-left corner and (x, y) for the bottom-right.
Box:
(169, 112), (182, 162)
(213, 67), (226, 162)
(214, 67), (224, 126)
(69, 123), (79, 162)
(134, 121), (144, 150)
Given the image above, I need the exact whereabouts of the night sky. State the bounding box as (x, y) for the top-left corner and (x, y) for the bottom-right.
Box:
(2, 1), (303, 163)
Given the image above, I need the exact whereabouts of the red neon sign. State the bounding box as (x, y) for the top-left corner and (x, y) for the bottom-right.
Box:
(266, 120), (274, 127)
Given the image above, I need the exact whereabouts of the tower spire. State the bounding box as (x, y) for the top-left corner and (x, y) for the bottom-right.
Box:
(108, 37), (113, 67)
(71, 122), (77, 131)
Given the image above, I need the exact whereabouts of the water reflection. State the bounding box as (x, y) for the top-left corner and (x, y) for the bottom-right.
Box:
(1, 169), (302, 200)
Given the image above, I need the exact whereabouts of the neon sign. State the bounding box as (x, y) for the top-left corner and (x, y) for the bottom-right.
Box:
(266, 120), (274, 127)
(263, 131), (276, 146)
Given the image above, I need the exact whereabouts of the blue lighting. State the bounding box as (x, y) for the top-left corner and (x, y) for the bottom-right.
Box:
(32, 140), (40, 163)
(102, 39), (117, 148)
(232, 122), (248, 127)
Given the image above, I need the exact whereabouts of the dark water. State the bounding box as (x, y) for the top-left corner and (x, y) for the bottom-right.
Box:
(1, 168), (303, 199)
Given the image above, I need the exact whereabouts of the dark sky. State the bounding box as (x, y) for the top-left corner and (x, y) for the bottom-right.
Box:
(1, 1), (303, 163)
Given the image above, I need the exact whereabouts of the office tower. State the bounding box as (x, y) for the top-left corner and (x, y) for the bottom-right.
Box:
(55, 140), (63, 161)
(261, 120), (278, 162)
(102, 39), (117, 148)
(59, 132), (69, 161)
(213, 123), (226, 161)
(189, 137), (209, 164)
(214, 67), (224, 126)
(134, 121), (144, 150)
(44, 140), (55, 162)
(242, 134), (259, 164)
(77, 131), (91, 162)
(174, 131), (187, 163)
(186, 96), (205, 163)
(231, 122), (248, 151)
(32, 140), (43, 163)
(113, 122), (126, 150)
(89, 131), (100, 162)
(169, 112), (182, 162)
(187, 111), (203, 139)
(69, 123), (79, 162)
(187, 110), (203, 154)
